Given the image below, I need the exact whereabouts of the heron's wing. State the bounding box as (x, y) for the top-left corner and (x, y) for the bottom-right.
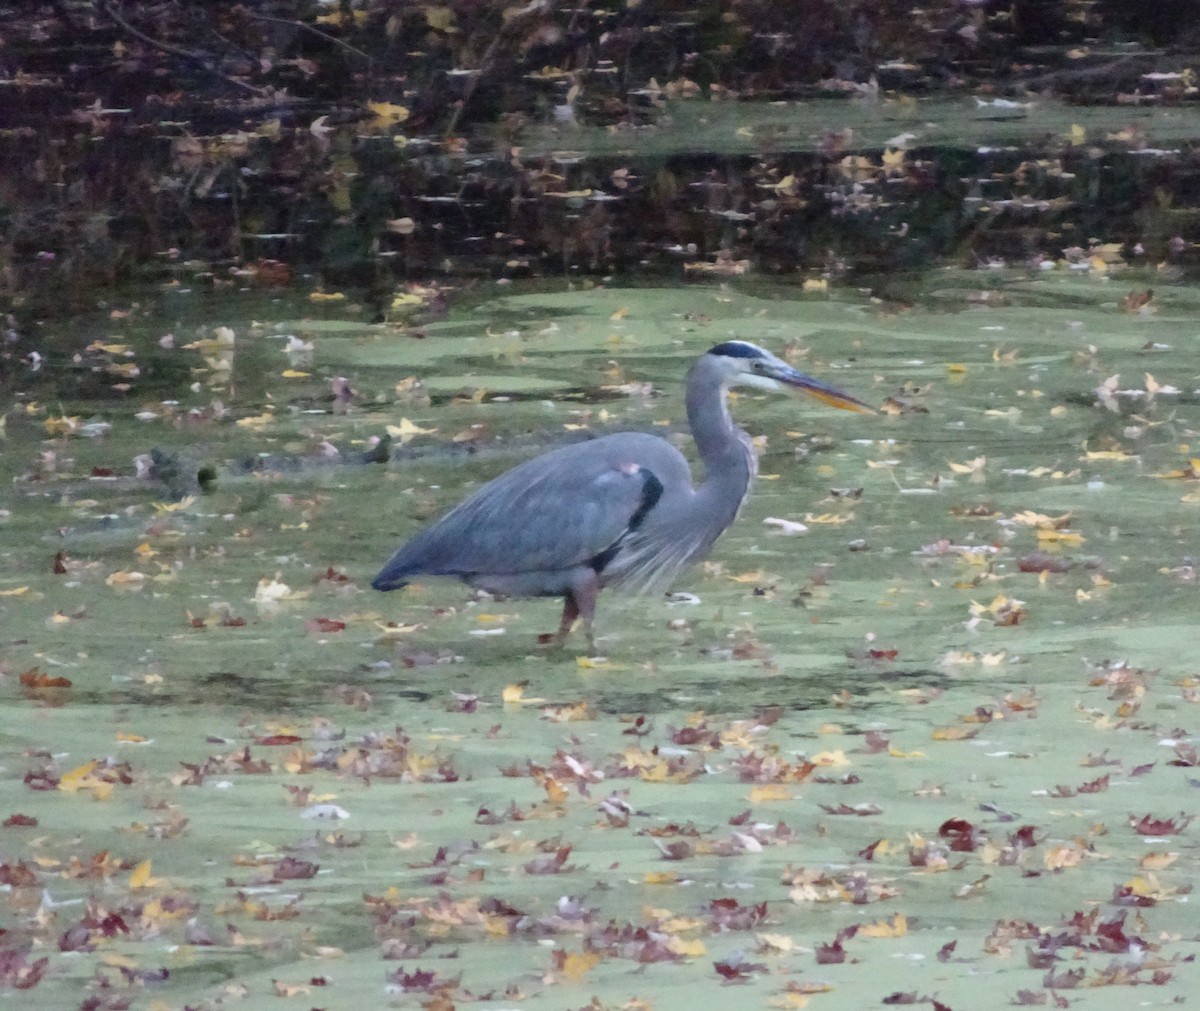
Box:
(374, 433), (692, 584)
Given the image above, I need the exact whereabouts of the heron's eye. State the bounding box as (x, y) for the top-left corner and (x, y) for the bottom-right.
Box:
(751, 360), (765, 372)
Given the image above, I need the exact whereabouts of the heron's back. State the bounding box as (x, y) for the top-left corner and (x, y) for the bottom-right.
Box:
(372, 432), (696, 590)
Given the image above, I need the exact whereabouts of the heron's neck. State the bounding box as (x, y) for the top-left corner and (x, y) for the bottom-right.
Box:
(685, 364), (755, 508)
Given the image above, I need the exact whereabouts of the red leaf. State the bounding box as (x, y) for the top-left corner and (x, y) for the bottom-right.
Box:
(858, 838), (883, 861)
(1129, 812), (1194, 835)
(814, 940), (845, 964)
(1017, 552), (1073, 573)
(938, 817), (982, 852)
(19, 667), (72, 689)
(306, 617), (346, 633)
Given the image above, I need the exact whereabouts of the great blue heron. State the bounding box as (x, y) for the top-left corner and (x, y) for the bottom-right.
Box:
(373, 341), (872, 648)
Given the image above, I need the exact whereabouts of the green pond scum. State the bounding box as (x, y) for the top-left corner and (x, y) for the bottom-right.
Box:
(0, 276), (1199, 1008)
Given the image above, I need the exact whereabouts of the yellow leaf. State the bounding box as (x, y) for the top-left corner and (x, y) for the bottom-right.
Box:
(948, 455), (986, 474)
(644, 871), (681, 885)
(931, 726), (976, 741)
(315, 9), (367, 26)
(888, 746), (926, 758)
(610, 307), (630, 320)
(129, 859), (153, 890)
(811, 750), (849, 767)
(1139, 851), (1178, 870)
(1044, 843), (1083, 870)
(543, 777), (569, 804)
(502, 683), (526, 703)
(45, 414), (81, 437)
(768, 994), (809, 1009)
(859, 912), (907, 938)
(1083, 449), (1135, 462)
(366, 101), (411, 128)
(307, 291), (346, 303)
(654, 913), (705, 932)
(638, 759), (672, 782)
(749, 784), (793, 803)
(945, 363), (968, 374)
(59, 760), (99, 791)
(666, 936), (707, 957)
(58, 761), (113, 801)
(1068, 123), (1086, 144)
(1011, 509), (1072, 529)
(105, 570), (146, 587)
(559, 950), (602, 982)
(235, 411), (276, 428)
(386, 418), (437, 443)
(802, 512), (853, 525)
(1036, 529), (1085, 546)
(728, 569), (769, 583)
(0, 586), (30, 596)
(541, 701), (593, 722)
(152, 495), (197, 513)
(802, 278), (828, 292)
(281, 369), (311, 378)
(1122, 875), (1161, 898)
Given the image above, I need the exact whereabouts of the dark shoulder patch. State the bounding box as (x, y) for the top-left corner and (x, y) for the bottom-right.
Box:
(588, 467), (665, 574)
(708, 340), (765, 359)
(626, 468), (664, 531)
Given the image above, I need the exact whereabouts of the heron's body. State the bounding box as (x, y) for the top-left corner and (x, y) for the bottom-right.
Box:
(373, 342), (870, 646)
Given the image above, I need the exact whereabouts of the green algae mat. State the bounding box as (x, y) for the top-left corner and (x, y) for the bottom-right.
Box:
(1, 273), (1198, 1009)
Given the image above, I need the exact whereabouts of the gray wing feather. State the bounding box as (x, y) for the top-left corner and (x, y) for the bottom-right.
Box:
(375, 433), (693, 582)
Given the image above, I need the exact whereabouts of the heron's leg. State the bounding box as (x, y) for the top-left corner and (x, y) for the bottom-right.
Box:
(553, 593), (580, 648)
(552, 572), (599, 651)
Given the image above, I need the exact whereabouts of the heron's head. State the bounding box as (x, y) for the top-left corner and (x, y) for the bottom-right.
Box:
(705, 341), (874, 413)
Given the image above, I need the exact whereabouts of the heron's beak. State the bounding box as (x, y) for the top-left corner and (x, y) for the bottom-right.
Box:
(774, 366), (875, 414)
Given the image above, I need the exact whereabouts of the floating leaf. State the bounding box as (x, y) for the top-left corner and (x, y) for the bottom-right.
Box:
(859, 912), (907, 938)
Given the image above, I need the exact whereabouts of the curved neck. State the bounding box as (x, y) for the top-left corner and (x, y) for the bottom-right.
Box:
(684, 357), (755, 519)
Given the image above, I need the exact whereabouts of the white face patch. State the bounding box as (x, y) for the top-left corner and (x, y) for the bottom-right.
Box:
(735, 371), (784, 393)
